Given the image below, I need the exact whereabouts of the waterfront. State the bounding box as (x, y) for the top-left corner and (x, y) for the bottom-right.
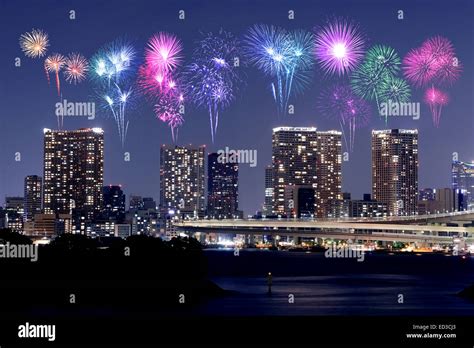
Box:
(193, 249), (474, 315)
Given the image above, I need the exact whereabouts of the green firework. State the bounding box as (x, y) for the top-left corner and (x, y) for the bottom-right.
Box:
(351, 45), (401, 104)
(365, 45), (401, 76)
(379, 75), (411, 103)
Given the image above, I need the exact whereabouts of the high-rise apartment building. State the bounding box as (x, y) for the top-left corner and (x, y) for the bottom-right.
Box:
(24, 175), (42, 222)
(452, 161), (474, 209)
(272, 127), (342, 218)
(43, 128), (104, 224)
(371, 129), (418, 216)
(207, 152), (239, 219)
(159, 145), (205, 218)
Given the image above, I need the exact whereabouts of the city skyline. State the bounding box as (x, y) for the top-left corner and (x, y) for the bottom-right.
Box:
(1, 0), (473, 216)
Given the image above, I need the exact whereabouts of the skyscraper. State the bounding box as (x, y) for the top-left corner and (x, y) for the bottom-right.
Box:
(371, 129), (418, 216)
(160, 145), (205, 218)
(43, 128), (104, 225)
(102, 185), (125, 222)
(272, 127), (342, 218)
(452, 160), (474, 209)
(263, 165), (274, 216)
(24, 175), (42, 222)
(207, 152), (239, 219)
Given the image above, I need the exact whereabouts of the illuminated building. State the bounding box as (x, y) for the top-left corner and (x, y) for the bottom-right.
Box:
(43, 128), (104, 229)
(102, 185), (125, 222)
(207, 152), (239, 219)
(263, 166), (274, 216)
(159, 145), (205, 219)
(24, 175), (42, 222)
(452, 161), (474, 209)
(272, 127), (342, 218)
(371, 129), (418, 216)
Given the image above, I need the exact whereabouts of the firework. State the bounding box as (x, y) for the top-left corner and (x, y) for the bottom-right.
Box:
(63, 53), (89, 84)
(138, 33), (185, 142)
(44, 53), (66, 97)
(317, 83), (371, 151)
(19, 29), (49, 58)
(424, 87), (449, 127)
(351, 45), (401, 108)
(403, 36), (461, 87)
(145, 32), (183, 73)
(186, 29), (241, 142)
(90, 40), (137, 147)
(154, 88), (185, 142)
(314, 18), (365, 76)
(402, 47), (436, 87)
(244, 25), (314, 114)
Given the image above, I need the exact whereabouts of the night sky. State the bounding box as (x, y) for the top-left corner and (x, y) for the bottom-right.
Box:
(1, 0), (473, 215)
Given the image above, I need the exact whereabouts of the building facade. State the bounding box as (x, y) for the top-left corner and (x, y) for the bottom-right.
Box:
(452, 161), (474, 209)
(371, 129), (418, 216)
(272, 127), (342, 218)
(207, 152), (239, 219)
(24, 175), (43, 222)
(159, 145), (206, 218)
(43, 128), (104, 228)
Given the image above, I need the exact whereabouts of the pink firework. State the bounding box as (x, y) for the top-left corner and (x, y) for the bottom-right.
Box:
(403, 36), (461, 87)
(146, 32), (183, 72)
(63, 53), (89, 84)
(402, 47), (437, 87)
(424, 87), (449, 127)
(45, 53), (66, 96)
(421, 36), (461, 85)
(137, 63), (172, 98)
(314, 19), (365, 76)
(154, 90), (184, 142)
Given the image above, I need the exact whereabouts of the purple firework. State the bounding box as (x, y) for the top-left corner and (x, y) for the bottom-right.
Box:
(317, 83), (371, 151)
(314, 19), (366, 76)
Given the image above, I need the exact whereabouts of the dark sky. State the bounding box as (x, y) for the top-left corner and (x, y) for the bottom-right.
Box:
(1, 0), (473, 215)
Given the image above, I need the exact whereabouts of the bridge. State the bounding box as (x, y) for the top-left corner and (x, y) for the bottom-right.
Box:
(175, 210), (474, 245)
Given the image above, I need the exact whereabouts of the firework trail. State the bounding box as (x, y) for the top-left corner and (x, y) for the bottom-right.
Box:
(424, 87), (449, 127)
(64, 53), (89, 84)
(244, 25), (312, 115)
(314, 18), (365, 76)
(317, 83), (371, 151)
(351, 45), (401, 113)
(44, 53), (66, 97)
(90, 39), (137, 147)
(138, 32), (184, 142)
(19, 29), (49, 58)
(186, 29), (241, 142)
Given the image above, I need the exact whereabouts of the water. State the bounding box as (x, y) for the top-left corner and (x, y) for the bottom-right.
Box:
(193, 249), (474, 315)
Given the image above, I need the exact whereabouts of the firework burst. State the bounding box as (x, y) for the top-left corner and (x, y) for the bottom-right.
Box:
(19, 29), (49, 58)
(63, 53), (89, 84)
(90, 39), (138, 147)
(314, 18), (365, 76)
(351, 45), (401, 108)
(186, 29), (242, 142)
(138, 33), (185, 142)
(317, 83), (371, 151)
(244, 25), (314, 115)
(403, 36), (461, 87)
(424, 86), (449, 127)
